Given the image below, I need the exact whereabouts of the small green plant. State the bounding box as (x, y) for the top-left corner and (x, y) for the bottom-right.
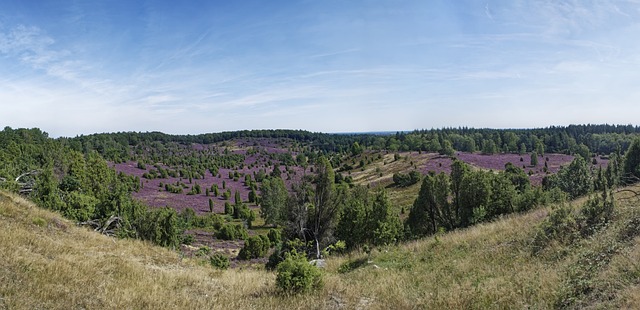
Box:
(275, 250), (322, 294)
(181, 234), (195, 245)
(238, 235), (270, 260)
(209, 253), (230, 270)
(532, 203), (578, 255)
(195, 246), (211, 257)
(224, 202), (234, 215)
(32, 217), (47, 227)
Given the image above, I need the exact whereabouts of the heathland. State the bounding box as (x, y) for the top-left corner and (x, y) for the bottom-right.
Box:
(1, 124), (640, 308)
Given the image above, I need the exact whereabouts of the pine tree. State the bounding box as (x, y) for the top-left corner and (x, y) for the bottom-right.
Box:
(260, 177), (288, 226)
(622, 138), (640, 184)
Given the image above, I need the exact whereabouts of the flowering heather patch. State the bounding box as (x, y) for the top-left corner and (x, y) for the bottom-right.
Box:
(112, 138), (310, 214)
(409, 152), (606, 186)
(418, 153), (453, 175)
(454, 152), (588, 186)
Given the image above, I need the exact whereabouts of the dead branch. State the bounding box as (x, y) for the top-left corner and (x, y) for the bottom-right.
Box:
(616, 189), (640, 200)
(1, 170), (40, 195)
(78, 219), (101, 229)
(99, 215), (122, 235)
(15, 170), (39, 183)
(79, 216), (122, 237)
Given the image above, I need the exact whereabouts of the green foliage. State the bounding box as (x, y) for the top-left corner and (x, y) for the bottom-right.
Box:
(336, 188), (402, 249)
(32, 216), (48, 227)
(224, 202), (234, 216)
(217, 224), (248, 240)
(350, 142), (363, 156)
(544, 156), (593, 199)
(458, 171), (491, 226)
(370, 190), (403, 246)
(504, 162), (531, 193)
(335, 187), (369, 249)
(135, 207), (180, 248)
(322, 240), (346, 257)
(532, 204), (578, 255)
(191, 213), (224, 230)
(392, 170), (421, 187)
(234, 190), (241, 205)
(578, 189), (614, 237)
(209, 253), (230, 270)
(248, 188), (257, 203)
(439, 139), (455, 156)
(307, 156), (340, 258)
(238, 235), (271, 260)
(260, 177), (288, 226)
(622, 138), (640, 184)
(267, 228), (282, 245)
(275, 250), (322, 294)
(180, 234), (194, 245)
(62, 192), (98, 222)
(530, 152), (538, 167)
(533, 187), (615, 256)
(481, 139), (498, 155)
(485, 173), (517, 220)
(195, 246), (211, 257)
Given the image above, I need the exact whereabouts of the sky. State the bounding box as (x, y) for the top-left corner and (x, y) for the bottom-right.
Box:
(1, 1), (640, 137)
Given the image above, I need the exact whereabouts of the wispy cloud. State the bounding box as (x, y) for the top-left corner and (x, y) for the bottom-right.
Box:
(2, 1), (640, 136)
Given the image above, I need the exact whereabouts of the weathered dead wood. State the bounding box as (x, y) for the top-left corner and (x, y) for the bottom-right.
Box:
(79, 215), (122, 236)
(1, 170), (40, 194)
(15, 170), (39, 183)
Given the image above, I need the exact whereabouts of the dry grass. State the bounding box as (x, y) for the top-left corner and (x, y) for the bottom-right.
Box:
(2, 186), (640, 309)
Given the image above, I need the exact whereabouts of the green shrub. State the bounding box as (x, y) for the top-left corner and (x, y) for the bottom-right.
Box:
(217, 224), (248, 240)
(578, 190), (614, 237)
(192, 213), (224, 230)
(275, 250), (322, 294)
(238, 235), (270, 260)
(32, 217), (47, 227)
(224, 202), (234, 215)
(210, 253), (230, 270)
(181, 234), (195, 245)
(196, 246), (211, 257)
(267, 228), (282, 245)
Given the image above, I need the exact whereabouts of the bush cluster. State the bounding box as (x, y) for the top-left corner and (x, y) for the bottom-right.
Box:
(217, 224), (248, 240)
(209, 253), (230, 270)
(392, 171), (421, 187)
(238, 235), (271, 260)
(275, 250), (322, 294)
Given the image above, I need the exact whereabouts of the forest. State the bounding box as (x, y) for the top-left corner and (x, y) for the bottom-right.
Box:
(2, 124), (640, 293)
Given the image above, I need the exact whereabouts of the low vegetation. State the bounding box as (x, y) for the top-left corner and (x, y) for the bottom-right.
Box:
(2, 125), (640, 307)
(3, 182), (640, 308)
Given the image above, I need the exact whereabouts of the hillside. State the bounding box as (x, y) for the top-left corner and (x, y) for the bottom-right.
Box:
(3, 185), (640, 309)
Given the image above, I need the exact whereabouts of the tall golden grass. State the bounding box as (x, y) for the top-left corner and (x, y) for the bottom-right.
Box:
(2, 186), (640, 309)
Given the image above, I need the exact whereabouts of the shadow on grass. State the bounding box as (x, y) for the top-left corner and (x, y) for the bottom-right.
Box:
(338, 257), (369, 274)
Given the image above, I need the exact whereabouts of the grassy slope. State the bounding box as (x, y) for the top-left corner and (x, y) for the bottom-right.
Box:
(2, 187), (640, 309)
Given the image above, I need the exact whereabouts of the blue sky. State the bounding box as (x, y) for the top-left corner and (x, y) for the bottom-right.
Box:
(1, 1), (640, 137)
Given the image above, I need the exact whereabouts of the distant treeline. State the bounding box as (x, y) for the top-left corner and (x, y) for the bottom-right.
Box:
(61, 124), (640, 162)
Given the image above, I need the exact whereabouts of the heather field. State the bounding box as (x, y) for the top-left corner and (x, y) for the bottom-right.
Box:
(108, 137), (614, 262)
(112, 138), (609, 213)
(111, 138), (307, 214)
